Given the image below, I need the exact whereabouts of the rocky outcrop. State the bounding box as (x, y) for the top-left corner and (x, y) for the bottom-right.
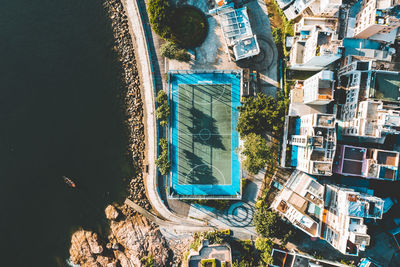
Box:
(109, 213), (173, 266)
(69, 205), (175, 267)
(105, 205), (120, 221)
(70, 230), (117, 267)
(104, 0), (150, 211)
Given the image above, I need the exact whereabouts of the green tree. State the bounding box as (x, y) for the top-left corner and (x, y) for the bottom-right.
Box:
(156, 138), (170, 175)
(254, 194), (284, 239)
(232, 260), (253, 267)
(156, 90), (170, 127)
(156, 89), (168, 103)
(237, 93), (286, 137)
(147, 0), (172, 39)
(160, 41), (191, 62)
(241, 133), (272, 174)
(255, 237), (273, 265)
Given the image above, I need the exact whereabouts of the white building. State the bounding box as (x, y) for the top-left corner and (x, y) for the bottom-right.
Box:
(272, 171), (384, 256)
(284, 0), (342, 20)
(353, 0), (400, 40)
(323, 185), (384, 255)
(319, 0), (342, 16)
(338, 59), (400, 143)
(302, 70), (335, 105)
(289, 18), (342, 70)
(272, 171), (325, 238)
(290, 113), (336, 176)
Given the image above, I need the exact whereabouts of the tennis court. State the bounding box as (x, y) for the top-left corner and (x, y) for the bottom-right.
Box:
(169, 71), (241, 198)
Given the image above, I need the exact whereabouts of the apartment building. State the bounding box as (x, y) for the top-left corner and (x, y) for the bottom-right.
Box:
(271, 249), (348, 267)
(290, 113), (336, 176)
(272, 171), (325, 238)
(338, 60), (400, 143)
(289, 17), (341, 70)
(272, 171), (384, 255)
(284, 0), (342, 20)
(323, 184), (384, 255)
(301, 70), (335, 105)
(319, 0), (342, 16)
(333, 144), (399, 180)
(353, 0), (400, 39)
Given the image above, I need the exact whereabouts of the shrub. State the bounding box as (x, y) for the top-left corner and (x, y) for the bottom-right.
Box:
(147, 0), (172, 39)
(140, 254), (154, 267)
(160, 41), (191, 62)
(156, 90), (170, 127)
(155, 138), (170, 175)
(203, 231), (224, 245)
(200, 258), (216, 267)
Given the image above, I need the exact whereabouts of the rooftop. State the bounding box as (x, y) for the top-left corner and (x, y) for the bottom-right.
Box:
(217, 6), (253, 46)
(370, 72), (400, 102)
(188, 241), (232, 267)
(271, 249), (348, 267)
(232, 35), (260, 60)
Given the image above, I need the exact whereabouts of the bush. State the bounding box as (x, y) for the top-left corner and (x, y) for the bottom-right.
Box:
(203, 231), (225, 245)
(155, 138), (170, 175)
(160, 41), (191, 62)
(201, 259), (216, 267)
(156, 90), (170, 127)
(140, 254), (154, 267)
(241, 133), (272, 174)
(147, 0), (172, 39)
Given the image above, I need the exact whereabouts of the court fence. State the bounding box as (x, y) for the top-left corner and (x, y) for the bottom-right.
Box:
(166, 70), (243, 200)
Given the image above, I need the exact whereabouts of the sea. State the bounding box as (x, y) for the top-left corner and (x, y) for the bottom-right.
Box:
(0, 0), (132, 266)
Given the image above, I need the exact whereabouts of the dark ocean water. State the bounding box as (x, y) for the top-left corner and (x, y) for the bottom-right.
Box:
(0, 1), (132, 266)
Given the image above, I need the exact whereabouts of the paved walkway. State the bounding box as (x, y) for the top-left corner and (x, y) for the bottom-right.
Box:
(123, 0), (205, 227)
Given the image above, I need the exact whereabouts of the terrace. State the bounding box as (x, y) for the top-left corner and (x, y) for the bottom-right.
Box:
(188, 241), (232, 267)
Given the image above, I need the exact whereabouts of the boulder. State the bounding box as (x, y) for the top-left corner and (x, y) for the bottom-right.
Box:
(105, 205), (120, 220)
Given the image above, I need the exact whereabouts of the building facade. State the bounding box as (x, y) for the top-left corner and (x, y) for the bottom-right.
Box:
(353, 0), (400, 39)
(333, 144), (399, 180)
(272, 172), (385, 255)
(302, 70), (335, 105)
(323, 184), (384, 255)
(289, 17), (342, 70)
(290, 113), (336, 176)
(338, 60), (400, 143)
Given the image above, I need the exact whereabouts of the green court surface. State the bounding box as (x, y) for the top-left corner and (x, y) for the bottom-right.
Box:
(177, 83), (232, 185)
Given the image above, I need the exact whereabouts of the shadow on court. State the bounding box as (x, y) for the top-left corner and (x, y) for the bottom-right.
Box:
(181, 150), (219, 185)
(188, 107), (225, 150)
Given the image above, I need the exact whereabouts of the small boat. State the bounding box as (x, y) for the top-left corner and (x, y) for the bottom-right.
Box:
(63, 176), (76, 188)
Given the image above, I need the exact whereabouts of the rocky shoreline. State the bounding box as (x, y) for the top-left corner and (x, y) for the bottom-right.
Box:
(69, 205), (174, 267)
(104, 0), (151, 211)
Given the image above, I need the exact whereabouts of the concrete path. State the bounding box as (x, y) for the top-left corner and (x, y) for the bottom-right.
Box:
(123, 0), (205, 227)
(124, 199), (213, 232)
